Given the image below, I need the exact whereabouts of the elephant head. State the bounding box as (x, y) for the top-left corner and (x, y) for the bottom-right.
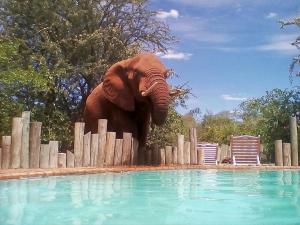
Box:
(102, 53), (171, 125)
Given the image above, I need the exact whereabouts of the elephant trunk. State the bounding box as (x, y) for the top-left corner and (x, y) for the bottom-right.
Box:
(145, 69), (170, 125)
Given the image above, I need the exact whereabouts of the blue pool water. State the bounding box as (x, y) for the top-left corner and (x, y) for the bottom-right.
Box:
(0, 170), (300, 225)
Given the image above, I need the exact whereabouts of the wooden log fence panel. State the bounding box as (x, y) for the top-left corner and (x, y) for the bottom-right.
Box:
(97, 119), (107, 167)
(11, 117), (23, 168)
(177, 134), (184, 165)
(90, 134), (99, 166)
(21, 111), (30, 168)
(160, 148), (165, 165)
(190, 128), (197, 165)
(114, 139), (123, 166)
(40, 144), (50, 169)
(67, 150), (75, 168)
(275, 140), (283, 166)
(121, 133), (132, 165)
(49, 141), (59, 168)
(58, 153), (66, 168)
(1, 136), (11, 169)
(83, 132), (91, 167)
(197, 149), (204, 165)
(145, 149), (152, 165)
(165, 146), (173, 165)
(283, 143), (291, 166)
(105, 132), (116, 166)
(138, 147), (145, 165)
(184, 142), (191, 165)
(29, 122), (42, 168)
(74, 122), (85, 167)
(151, 144), (159, 165)
(290, 116), (298, 166)
(131, 138), (139, 165)
(173, 146), (178, 164)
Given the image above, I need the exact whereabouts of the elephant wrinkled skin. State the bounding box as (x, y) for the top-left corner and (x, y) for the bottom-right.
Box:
(83, 53), (172, 148)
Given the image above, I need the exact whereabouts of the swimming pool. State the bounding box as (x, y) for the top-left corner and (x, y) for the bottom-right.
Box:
(0, 170), (299, 225)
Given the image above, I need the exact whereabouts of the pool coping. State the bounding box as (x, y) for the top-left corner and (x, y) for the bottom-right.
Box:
(1, 165), (300, 180)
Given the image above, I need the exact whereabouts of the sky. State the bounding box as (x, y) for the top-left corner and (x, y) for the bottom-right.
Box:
(150, 0), (300, 115)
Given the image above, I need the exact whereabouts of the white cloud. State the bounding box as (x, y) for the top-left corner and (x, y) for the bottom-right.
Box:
(156, 50), (192, 60)
(256, 34), (298, 54)
(221, 94), (247, 101)
(156, 9), (179, 19)
(265, 12), (277, 19)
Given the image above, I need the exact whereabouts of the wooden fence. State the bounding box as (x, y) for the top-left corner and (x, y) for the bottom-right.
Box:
(0, 112), (204, 169)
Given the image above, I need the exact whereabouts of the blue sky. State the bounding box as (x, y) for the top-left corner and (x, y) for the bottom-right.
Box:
(150, 0), (300, 115)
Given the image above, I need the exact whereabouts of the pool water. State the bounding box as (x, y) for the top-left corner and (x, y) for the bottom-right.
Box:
(0, 170), (300, 225)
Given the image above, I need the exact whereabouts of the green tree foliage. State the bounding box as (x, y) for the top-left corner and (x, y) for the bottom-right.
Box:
(0, 0), (176, 147)
(240, 88), (300, 161)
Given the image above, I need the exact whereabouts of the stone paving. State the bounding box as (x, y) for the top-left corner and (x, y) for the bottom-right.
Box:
(0, 164), (299, 180)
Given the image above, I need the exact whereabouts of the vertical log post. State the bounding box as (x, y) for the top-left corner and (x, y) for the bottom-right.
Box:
(217, 146), (221, 163)
(29, 122), (42, 168)
(83, 132), (91, 167)
(90, 134), (99, 166)
(184, 142), (191, 165)
(49, 141), (59, 168)
(67, 150), (75, 168)
(114, 139), (123, 166)
(104, 132), (116, 166)
(97, 119), (107, 167)
(275, 140), (283, 166)
(58, 153), (66, 168)
(21, 111), (30, 168)
(11, 117), (23, 168)
(1, 136), (11, 169)
(160, 148), (165, 165)
(290, 116), (298, 166)
(122, 133), (132, 165)
(283, 143), (291, 166)
(190, 128), (197, 164)
(74, 122), (84, 167)
(151, 144), (159, 165)
(40, 144), (50, 169)
(197, 148), (204, 165)
(173, 146), (178, 164)
(177, 134), (184, 165)
(131, 138), (139, 165)
(0, 147), (1, 169)
(138, 147), (145, 165)
(146, 149), (152, 165)
(165, 146), (173, 165)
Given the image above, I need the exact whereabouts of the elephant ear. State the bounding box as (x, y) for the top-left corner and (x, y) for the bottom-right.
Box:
(103, 61), (135, 111)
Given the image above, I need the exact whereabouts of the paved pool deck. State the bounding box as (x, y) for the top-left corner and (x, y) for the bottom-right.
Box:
(0, 165), (300, 180)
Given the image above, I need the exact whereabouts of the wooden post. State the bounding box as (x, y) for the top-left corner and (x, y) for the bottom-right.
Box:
(173, 146), (178, 164)
(217, 146), (221, 163)
(145, 149), (152, 165)
(290, 116), (298, 166)
(49, 141), (59, 168)
(283, 143), (291, 166)
(160, 148), (165, 165)
(131, 138), (139, 165)
(97, 119), (107, 167)
(90, 134), (99, 166)
(67, 150), (75, 168)
(197, 148), (204, 165)
(40, 144), (50, 169)
(184, 142), (191, 164)
(74, 122), (84, 167)
(83, 132), (91, 167)
(1, 136), (11, 169)
(177, 134), (184, 165)
(138, 147), (145, 165)
(121, 132), (132, 165)
(190, 128), (197, 164)
(104, 132), (116, 166)
(0, 147), (1, 169)
(275, 140), (283, 166)
(58, 153), (66, 168)
(29, 122), (42, 168)
(21, 111), (30, 168)
(11, 117), (23, 168)
(165, 146), (173, 165)
(151, 144), (159, 165)
(114, 139), (123, 166)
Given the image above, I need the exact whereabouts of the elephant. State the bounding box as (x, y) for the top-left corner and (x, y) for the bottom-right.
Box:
(83, 52), (178, 149)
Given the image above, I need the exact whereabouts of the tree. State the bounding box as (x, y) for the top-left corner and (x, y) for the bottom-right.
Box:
(0, 0), (176, 147)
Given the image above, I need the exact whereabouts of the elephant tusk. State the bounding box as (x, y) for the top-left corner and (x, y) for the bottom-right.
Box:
(141, 82), (158, 96)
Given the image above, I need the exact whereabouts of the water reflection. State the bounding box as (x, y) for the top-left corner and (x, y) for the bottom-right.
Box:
(0, 170), (300, 225)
